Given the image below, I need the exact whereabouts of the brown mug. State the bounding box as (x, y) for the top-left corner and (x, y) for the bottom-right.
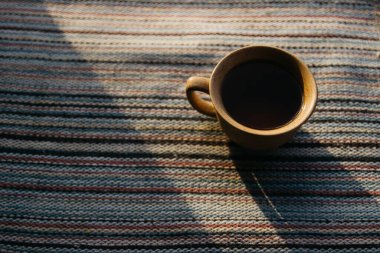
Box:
(185, 46), (318, 150)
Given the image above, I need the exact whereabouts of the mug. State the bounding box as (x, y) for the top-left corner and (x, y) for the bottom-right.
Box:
(185, 46), (318, 150)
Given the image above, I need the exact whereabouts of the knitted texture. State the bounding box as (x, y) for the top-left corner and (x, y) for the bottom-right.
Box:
(0, 0), (379, 252)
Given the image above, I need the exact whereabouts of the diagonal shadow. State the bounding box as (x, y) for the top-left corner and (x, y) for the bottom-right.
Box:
(0, 1), (224, 251)
(230, 130), (380, 251)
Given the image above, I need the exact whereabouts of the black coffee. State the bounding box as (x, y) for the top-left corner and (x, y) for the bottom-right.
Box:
(221, 61), (303, 130)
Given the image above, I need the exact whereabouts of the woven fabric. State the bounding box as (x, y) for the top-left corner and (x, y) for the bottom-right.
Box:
(0, 0), (379, 252)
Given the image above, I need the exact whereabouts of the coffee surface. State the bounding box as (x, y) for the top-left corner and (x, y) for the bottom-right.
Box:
(221, 61), (303, 130)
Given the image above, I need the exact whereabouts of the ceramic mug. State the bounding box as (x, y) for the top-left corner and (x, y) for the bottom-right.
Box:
(185, 46), (318, 150)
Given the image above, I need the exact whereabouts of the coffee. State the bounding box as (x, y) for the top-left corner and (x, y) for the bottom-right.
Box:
(221, 61), (303, 130)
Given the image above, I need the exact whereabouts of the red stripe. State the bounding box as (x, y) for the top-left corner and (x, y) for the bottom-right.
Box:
(0, 154), (378, 171)
(0, 182), (248, 194)
(1, 191), (378, 204)
(3, 169), (379, 182)
(0, 16), (375, 32)
(1, 25), (377, 40)
(0, 84), (183, 95)
(2, 165), (379, 180)
(0, 235), (377, 243)
(1, 7), (375, 21)
(1, 129), (379, 145)
(0, 3), (373, 14)
(0, 98), (190, 109)
(1, 42), (376, 57)
(1, 182), (380, 196)
(0, 62), (206, 75)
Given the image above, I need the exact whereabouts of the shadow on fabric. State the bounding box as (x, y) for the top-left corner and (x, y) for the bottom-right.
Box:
(230, 130), (379, 251)
(0, 0), (221, 252)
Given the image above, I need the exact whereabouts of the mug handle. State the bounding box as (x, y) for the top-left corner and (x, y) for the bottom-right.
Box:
(186, 77), (216, 118)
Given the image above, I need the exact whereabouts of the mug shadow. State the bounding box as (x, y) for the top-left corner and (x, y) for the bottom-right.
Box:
(229, 130), (379, 251)
(0, 0), (222, 251)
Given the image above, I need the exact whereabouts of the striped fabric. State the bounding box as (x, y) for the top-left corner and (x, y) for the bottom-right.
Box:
(0, 0), (379, 252)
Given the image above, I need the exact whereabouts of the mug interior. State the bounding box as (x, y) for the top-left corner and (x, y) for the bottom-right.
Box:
(210, 46), (317, 136)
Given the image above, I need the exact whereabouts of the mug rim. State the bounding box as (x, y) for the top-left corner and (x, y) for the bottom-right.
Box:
(209, 45), (318, 136)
